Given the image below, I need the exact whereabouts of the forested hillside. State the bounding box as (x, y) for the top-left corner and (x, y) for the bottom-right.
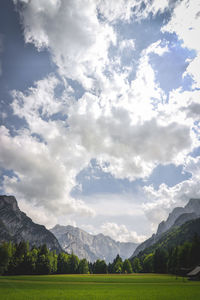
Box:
(131, 218), (200, 274)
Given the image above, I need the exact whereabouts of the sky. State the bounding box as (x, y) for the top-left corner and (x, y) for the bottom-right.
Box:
(0, 0), (200, 244)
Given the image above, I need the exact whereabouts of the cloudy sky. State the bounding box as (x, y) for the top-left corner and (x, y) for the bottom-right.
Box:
(0, 0), (200, 243)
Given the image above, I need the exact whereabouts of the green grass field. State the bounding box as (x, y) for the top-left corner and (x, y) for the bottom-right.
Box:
(0, 274), (199, 300)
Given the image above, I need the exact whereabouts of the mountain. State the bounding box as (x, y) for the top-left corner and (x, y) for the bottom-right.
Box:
(0, 195), (138, 262)
(132, 198), (200, 257)
(50, 224), (138, 263)
(156, 199), (200, 236)
(134, 217), (200, 258)
(0, 195), (62, 252)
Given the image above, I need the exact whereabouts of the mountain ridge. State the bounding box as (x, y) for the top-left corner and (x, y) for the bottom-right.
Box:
(50, 224), (138, 263)
(131, 198), (200, 257)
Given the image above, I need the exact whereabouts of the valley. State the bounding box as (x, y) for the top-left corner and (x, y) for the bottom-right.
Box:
(0, 274), (200, 300)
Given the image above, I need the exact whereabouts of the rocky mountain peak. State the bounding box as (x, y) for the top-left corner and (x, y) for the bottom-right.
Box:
(156, 199), (200, 236)
(185, 198), (200, 212)
(0, 195), (62, 252)
(132, 198), (200, 257)
(156, 206), (185, 235)
(50, 224), (138, 263)
(173, 212), (197, 227)
(0, 195), (19, 211)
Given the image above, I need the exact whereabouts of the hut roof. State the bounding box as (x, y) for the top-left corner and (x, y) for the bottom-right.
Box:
(187, 266), (200, 276)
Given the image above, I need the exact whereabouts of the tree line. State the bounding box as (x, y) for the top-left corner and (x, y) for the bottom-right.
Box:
(0, 242), (132, 275)
(0, 234), (199, 275)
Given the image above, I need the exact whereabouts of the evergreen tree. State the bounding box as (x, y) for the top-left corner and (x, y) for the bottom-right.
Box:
(178, 242), (191, 270)
(132, 257), (142, 273)
(78, 259), (89, 274)
(153, 248), (168, 273)
(36, 254), (51, 274)
(190, 234), (200, 267)
(39, 244), (48, 256)
(57, 252), (69, 274)
(122, 259), (133, 273)
(88, 262), (94, 274)
(68, 253), (79, 274)
(93, 259), (107, 274)
(110, 254), (123, 273)
(49, 251), (57, 274)
(113, 259), (123, 273)
(0, 243), (9, 274)
(143, 253), (154, 273)
(168, 246), (178, 275)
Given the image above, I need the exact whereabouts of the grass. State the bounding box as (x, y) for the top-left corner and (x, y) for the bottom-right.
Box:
(0, 273), (200, 300)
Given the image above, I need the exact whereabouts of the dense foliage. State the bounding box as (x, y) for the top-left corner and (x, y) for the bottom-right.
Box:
(0, 242), (134, 275)
(132, 234), (200, 275)
(0, 242), (84, 275)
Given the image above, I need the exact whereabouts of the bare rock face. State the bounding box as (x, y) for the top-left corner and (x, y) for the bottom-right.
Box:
(185, 198), (200, 213)
(50, 224), (138, 263)
(0, 195), (62, 253)
(173, 212), (197, 227)
(156, 207), (185, 236)
(131, 198), (200, 257)
(156, 199), (200, 237)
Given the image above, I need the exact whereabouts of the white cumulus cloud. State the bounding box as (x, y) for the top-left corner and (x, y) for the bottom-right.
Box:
(101, 222), (146, 243)
(162, 0), (200, 88)
(14, 0), (116, 89)
(0, 124), (95, 220)
(143, 155), (200, 231)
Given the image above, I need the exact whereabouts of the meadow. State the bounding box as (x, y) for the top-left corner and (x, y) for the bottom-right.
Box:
(0, 273), (200, 300)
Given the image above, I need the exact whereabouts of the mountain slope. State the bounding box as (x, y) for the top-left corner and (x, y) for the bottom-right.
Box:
(135, 217), (200, 257)
(50, 224), (138, 263)
(156, 199), (200, 236)
(0, 195), (62, 252)
(132, 198), (200, 257)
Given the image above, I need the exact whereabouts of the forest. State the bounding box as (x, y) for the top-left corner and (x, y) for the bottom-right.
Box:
(0, 234), (200, 276)
(0, 241), (132, 275)
(132, 234), (200, 275)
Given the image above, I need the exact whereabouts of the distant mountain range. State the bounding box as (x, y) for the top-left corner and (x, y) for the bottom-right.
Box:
(0, 195), (62, 252)
(0, 195), (137, 262)
(131, 198), (200, 257)
(1, 195), (200, 263)
(50, 224), (138, 263)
